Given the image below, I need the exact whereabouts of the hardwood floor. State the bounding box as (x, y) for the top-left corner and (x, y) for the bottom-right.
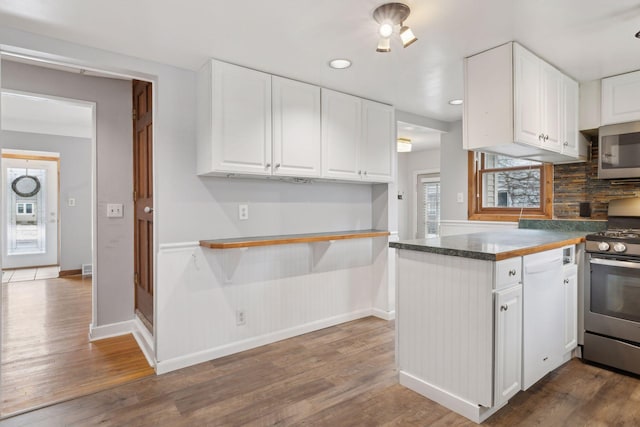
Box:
(1, 276), (154, 417)
(0, 316), (638, 426)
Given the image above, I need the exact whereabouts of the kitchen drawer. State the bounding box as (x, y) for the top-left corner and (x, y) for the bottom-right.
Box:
(495, 257), (522, 290)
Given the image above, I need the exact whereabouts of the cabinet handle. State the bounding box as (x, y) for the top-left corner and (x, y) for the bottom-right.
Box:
(563, 141), (569, 147)
(544, 134), (549, 141)
(364, 171), (367, 175)
(358, 170), (362, 175)
(538, 133), (544, 141)
(564, 278), (570, 284)
(275, 163), (281, 168)
(500, 305), (509, 311)
(265, 163), (271, 168)
(508, 269), (517, 276)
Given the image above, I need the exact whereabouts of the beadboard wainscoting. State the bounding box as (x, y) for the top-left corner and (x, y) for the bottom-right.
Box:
(396, 249), (494, 409)
(439, 220), (518, 237)
(156, 237), (390, 374)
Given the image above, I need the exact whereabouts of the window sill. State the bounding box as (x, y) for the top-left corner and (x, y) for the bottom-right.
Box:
(468, 213), (552, 222)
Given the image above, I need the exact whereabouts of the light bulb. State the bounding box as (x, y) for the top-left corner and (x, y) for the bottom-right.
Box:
(379, 22), (393, 38)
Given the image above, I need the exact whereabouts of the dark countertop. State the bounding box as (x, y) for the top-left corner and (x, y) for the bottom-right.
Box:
(389, 229), (586, 261)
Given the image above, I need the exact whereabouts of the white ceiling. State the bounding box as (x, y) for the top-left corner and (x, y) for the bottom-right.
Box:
(0, 1), (639, 122)
(397, 121), (441, 152)
(1, 91), (93, 138)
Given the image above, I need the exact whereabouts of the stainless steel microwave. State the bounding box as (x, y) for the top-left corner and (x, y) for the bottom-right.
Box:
(599, 122), (640, 179)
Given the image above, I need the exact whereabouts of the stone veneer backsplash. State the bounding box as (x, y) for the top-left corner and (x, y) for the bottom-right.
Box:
(554, 142), (640, 219)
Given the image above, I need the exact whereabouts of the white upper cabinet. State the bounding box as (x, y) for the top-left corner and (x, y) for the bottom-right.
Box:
(322, 89), (362, 180)
(198, 60), (393, 183)
(601, 70), (640, 126)
(562, 76), (580, 157)
(322, 89), (393, 183)
(198, 59), (272, 175)
(361, 100), (394, 182)
(272, 76), (321, 178)
(465, 42), (586, 163)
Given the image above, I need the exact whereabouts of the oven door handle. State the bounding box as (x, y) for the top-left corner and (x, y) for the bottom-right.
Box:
(590, 257), (640, 269)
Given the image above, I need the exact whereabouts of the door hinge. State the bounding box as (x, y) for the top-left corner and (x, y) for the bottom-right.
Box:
(132, 108), (137, 121)
(134, 272), (139, 286)
(133, 190), (137, 202)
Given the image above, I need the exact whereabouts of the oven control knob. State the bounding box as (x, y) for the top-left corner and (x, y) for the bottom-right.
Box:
(598, 242), (610, 251)
(613, 242), (627, 253)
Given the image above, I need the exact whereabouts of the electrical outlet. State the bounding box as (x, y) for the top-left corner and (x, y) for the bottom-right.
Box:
(107, 203), (124, 218)
(236, 309), (246, 325)
(68, 198), (76, 207)
(238, 204), (249, 220)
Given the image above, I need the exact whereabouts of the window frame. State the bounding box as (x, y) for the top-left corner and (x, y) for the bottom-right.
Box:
(467, 151), (553, 221)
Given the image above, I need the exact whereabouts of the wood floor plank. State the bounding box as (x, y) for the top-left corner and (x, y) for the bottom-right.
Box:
(1, 276), (154, 417)
(1, 316), (639, 426)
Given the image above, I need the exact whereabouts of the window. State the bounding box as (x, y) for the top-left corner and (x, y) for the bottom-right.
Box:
(417, 174), (440, 238)
(468, 152), (553, 220)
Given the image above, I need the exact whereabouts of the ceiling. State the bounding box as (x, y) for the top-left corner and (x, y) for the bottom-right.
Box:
(0, 1), (639, 122)
(1, 91), (93, 138)
(397, 121), (441, 152)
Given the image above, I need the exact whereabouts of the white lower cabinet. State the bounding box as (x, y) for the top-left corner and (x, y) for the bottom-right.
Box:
(494, 284), (523, 407)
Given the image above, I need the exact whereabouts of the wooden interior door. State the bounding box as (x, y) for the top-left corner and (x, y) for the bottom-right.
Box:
(133, 80), (154, 329)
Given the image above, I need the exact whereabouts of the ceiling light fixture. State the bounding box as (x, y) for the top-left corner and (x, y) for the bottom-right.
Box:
(448, 99), (463, 105)
(329, 58), (352, 69)
(397, 137), (412, 152)
(373, 2), (418, 53)
(636, 30), (640, 39)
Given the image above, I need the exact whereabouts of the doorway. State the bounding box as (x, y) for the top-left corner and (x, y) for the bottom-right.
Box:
(1, 152), (59, 269)
(417, 173), (441, 238)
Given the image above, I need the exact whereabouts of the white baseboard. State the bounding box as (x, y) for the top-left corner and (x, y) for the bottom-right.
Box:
(399, 370), (505, 424)
(89, 320), (135, 341)
(156, 308), (374, 374)
(372, 308), (395, 321)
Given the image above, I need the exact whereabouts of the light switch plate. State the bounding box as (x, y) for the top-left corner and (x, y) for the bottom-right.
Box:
(68, 198), (76, 207)
(456, 193), (464, 203)
(107, 203), (124, 218)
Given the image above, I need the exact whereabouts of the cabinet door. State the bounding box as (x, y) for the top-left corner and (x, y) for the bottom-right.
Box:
(514, 44), (543, 147)
(562, 76), (580, 156)
(321, 89), (361, 180)
(563, 265), (578, 352)
(361, 100), (393, 182)
(494, 284), (523, 407)
(211, 60), (272, 174)
(272, 77), (321, 178)
(601, 70), (640, 126)
(541, 64), (563, 153)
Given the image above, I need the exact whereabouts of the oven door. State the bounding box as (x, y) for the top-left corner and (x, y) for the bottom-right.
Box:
(585, 254), (640, 344)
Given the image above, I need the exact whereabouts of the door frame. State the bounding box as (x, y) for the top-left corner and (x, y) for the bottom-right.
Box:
(0, 47), (159, 356)
(411, 168), (439, 239)
(1, 149), (61, 268)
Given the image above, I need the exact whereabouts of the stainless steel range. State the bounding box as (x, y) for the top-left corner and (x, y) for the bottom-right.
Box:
(584, 197), (640, 376)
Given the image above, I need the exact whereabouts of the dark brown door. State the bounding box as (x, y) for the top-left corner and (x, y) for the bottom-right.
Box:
(133, 80), (154, 329)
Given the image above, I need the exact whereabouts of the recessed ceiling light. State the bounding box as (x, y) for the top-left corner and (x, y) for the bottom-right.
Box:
(636, 30), (640, 39)
(448, 99), (463, 105)
(329, 59), (352, 69)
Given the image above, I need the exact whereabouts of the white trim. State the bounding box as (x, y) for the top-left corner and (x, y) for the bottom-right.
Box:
(158, 241), (200, 251)
(132, 316), (156, 368)
(156, 308), (376, 374)
(412, 168), (440, 239)
(89, 319), (135, 341)
(399, 370), (506, 423)
(372, 308), (396, 321)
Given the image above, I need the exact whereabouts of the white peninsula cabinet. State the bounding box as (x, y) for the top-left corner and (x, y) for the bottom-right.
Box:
(322, 89), (393, 183)
(391, 230), (583, 424)
(464, 42), (587, 163)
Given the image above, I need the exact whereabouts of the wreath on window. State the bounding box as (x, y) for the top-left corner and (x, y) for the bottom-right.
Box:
(11, 175), (41, 198)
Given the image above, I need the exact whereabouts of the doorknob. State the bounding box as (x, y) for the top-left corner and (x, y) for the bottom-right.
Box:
(144, 206), (153, 214)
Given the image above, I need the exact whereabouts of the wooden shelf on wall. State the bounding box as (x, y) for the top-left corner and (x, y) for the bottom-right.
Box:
(200, 229), (390, 249)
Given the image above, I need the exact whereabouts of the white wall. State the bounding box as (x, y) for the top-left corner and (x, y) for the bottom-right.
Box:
(1, 59), (132, 326)
(439, 120), (467, 221)
(0, 27), (383, 368)
(2, 131), (91, 272)
(397, 149), (441, 240)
